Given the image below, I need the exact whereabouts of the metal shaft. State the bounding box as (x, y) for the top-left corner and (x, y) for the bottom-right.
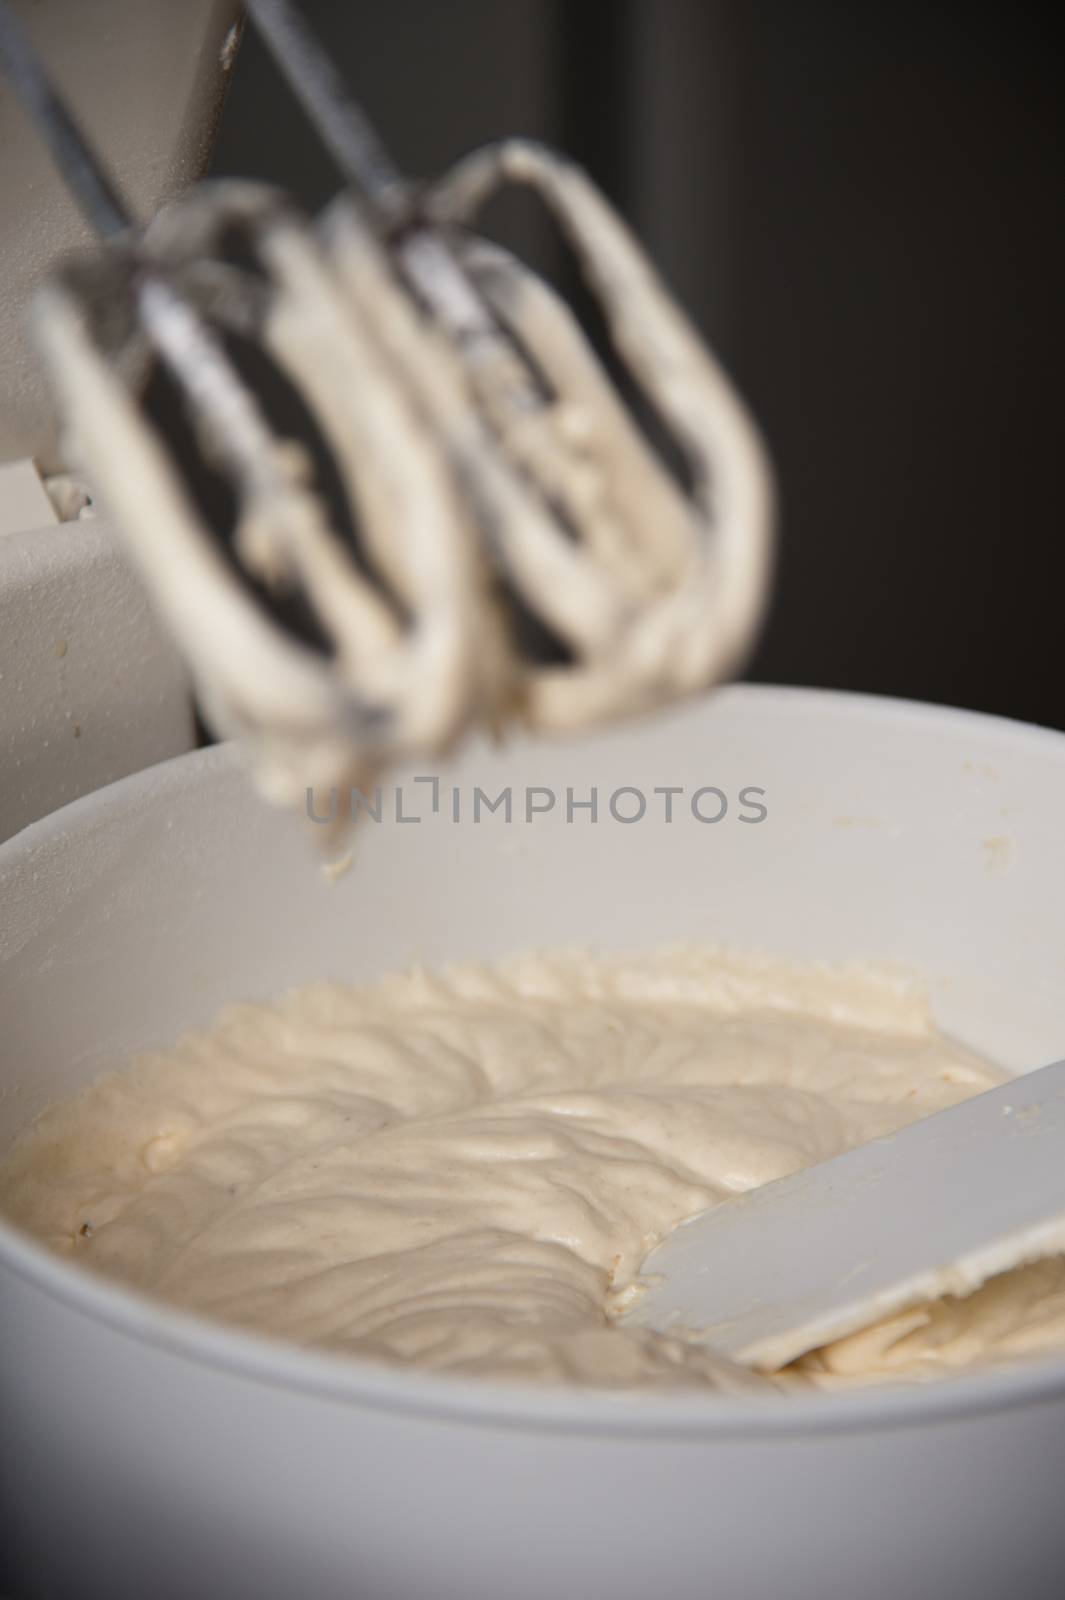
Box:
(0, 0), (297, 519)
(245, 0), (405, 218)
(0, 0), (131, 239)
(244, 0), (508, 346)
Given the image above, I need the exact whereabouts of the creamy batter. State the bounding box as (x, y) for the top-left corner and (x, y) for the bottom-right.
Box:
(3, 949), (1065, 1390)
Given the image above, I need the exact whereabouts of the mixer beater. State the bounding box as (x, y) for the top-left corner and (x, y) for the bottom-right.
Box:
(0, 0), (774, 815)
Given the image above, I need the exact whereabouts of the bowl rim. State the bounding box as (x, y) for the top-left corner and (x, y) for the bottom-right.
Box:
(4, 682), (1065, 1440)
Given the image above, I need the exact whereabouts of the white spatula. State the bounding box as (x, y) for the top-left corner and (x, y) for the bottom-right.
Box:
(622, 1059), (1065, 1372)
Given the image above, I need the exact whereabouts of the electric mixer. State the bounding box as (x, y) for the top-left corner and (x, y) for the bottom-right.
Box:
(1, 0), (774, 819)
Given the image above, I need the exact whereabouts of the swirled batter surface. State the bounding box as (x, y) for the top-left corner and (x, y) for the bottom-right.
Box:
(4, 950), (1065, 1389)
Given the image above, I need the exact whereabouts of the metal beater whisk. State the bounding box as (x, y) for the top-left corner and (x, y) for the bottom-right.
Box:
(0, 0), (774, 813)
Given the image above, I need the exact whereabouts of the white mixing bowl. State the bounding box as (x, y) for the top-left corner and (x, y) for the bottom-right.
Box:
(2, 686), (1064, 1600)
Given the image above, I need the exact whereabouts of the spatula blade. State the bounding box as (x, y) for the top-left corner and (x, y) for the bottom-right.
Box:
(622, 1059), (1065, 1372)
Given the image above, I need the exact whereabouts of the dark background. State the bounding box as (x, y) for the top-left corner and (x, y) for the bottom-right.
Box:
(212, 0), (1065, 727)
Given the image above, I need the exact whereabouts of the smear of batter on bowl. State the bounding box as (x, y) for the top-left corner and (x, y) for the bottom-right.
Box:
(3, 948), (1065, 1391)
